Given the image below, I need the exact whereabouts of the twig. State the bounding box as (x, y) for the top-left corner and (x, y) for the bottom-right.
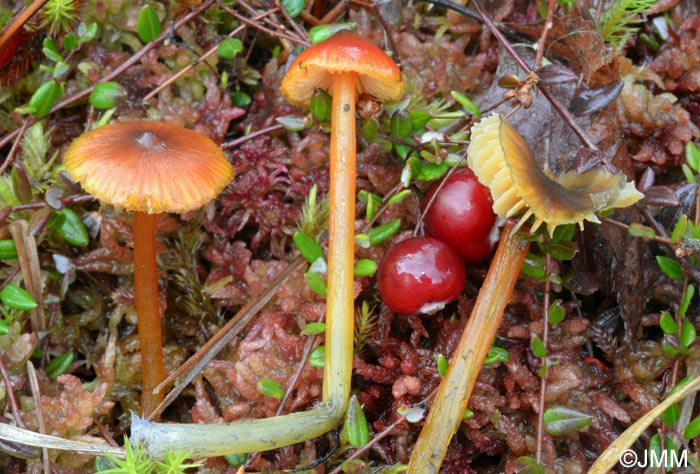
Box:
(218, 0), (310, 47)
(533, 0), (556, 70)
(0, 120), (29, 175)
(0, 0), (47, 51)
(149, 254), (308, 419)
(0, 358), (26, 428)
(26, 361), (50, 474)
(221, 124), (285, 150)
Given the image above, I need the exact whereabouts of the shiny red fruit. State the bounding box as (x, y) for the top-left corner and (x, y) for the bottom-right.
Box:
(377, 236), (466, 315)
(422, 167), (498, 264)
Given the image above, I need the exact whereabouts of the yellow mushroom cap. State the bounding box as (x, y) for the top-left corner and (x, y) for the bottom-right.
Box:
(280, 30), (404, 108)
(63, 121), (234, 214)
(467, 113), (643, 236)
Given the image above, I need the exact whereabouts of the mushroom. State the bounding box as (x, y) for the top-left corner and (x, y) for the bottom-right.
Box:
(63, 121), (233, 417)
(407, 113), (643, 472)
(128, 32), (406, 460)
(281, 30), (404, 407)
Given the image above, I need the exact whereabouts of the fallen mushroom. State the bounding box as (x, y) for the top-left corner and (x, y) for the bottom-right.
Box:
(129, 30), (404, 459)
(63, 121), (233, 417)
(407, 113), (643, 473)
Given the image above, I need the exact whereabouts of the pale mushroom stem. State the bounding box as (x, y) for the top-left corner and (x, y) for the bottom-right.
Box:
(323, 71), (357, 406)
(407, 221), (530, 473)
(133, 211), (166, 417)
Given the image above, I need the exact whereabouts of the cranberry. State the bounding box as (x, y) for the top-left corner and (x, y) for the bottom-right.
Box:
(377, 236), (466, 315)
(422, 167), (499, 264)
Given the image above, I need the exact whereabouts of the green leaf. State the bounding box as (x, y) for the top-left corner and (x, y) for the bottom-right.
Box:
(546, 240), (577, 261)
(450, 91), (481, 118)
(137, 4), (161, 43)
(224, 453), (248, 466)
(390, 112), (412, 139)
(530, 335), (547, 358)
(0, 319), (8, 335)
(49, 208), (89, 246)
(310, 88), (331, 122)
(217, 38), (243, 59)
(362, 118), (378, 140)
(309, 345), (325, 367)
(627, 223), (656, 240)
(682, 164), (696, 183)
(280, 0), (305, 17)
(484, 346), (510, 364)
(308, 22), (356, 44)
(684, 415), (700, 439)
(387, 189), (411, 205)
(656, 255), (684, 281)
(659, 311), (677, 334)
(513, 456), (545, 474)
(42, 38), (62, 62)
(354, 259), (377, 277)
(276, 115), (307, 131)
(681, 320), (696, 348)
(257, 379), (284, 399)
(293, 231), (324, 264)
(671, 215), (688, 243)
(302, 322), (326, 335)
(304, 271), (327, 296)
(679, 284), (695, 318)
(521, 253), (546, 279)
(231, 91), (251, 107)
(687, 141), (700, 172)
(62, 33), (78, 51)
(661, 401), (680, 426)
(416, 161), (448, 181)
(543, 406), (592, 436)
(0, 239), (17, 260)
(89, 82), (126, 109)
(548, 299), (565, 325)
(344, 395), (369, 448)
(368, 219), (401, 245)
(28, 81), (61, 118)
(437, 354), (448, 377)
(46, 352), (74, 379)
(409, 110), (431, 131)
(0, 284), (37, 310)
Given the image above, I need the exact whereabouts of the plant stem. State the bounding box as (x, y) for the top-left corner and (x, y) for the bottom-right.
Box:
(133, 211), (165, 417)
(407, 222), (529, 473)
(324, 71), (357, 405)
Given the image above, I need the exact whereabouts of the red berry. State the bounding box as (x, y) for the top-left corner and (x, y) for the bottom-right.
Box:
(377, 236), (466, 315)
(422, 167), (499, 264)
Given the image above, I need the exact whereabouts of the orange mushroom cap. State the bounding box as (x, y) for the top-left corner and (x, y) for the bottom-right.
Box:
(64, 121), (234, 214)
(280, 30), (404, 107)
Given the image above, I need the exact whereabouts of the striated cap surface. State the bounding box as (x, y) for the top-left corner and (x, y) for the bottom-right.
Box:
(64, 121), (234, 213)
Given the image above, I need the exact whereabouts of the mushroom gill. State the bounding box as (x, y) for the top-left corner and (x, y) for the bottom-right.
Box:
(467, 113), (644, 236)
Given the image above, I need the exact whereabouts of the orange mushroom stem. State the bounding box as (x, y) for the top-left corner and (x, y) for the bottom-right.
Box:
(132, 211), (165, 416)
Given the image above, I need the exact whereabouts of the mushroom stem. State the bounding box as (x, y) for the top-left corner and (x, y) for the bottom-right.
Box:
(324, 71), (357, 405)
(407, 221), (530, 473)
(133, 211), (165, 417)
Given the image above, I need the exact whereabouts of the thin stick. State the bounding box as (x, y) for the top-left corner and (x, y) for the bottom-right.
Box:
(0, 0), (47, 51)
(149, 255), (307, 419)
(407, 221), (529, 473)
(26, 361), (50, 473)
(0, 120), (29, 175)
